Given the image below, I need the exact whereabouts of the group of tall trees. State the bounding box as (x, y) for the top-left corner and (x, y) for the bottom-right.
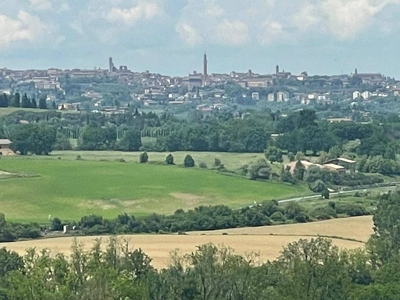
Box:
(0, 191), (398, 299)
(0, 93), (47, 109)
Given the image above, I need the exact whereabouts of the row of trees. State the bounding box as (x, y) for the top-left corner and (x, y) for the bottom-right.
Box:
(0, 192), (398, 299)
(0, 93), (48, 109)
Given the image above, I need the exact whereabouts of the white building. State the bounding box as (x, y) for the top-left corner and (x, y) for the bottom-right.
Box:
(252, 92), (260, 101)
(353, 91), (361, 100)
(277, 91), (290, 102)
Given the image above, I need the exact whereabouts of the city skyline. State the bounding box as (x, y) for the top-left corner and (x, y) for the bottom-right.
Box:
(0, 1), (400, 77)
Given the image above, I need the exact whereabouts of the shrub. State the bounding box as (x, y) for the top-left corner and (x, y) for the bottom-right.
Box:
(214, 158), (221, 166)
(199, 162), (207, 169)
(76, 155), (82, 160)
(165, 154), (174, 165)
(139, 152), (148, 163)
(335, 203), (369, 217)
(270, 211), (285, 222)
(321, 189), (330, 199)
(184, 155), (195, 167)
(311, 206), (337, 220)
(294, 212), (309, 223)
(309, 180), (327, 193)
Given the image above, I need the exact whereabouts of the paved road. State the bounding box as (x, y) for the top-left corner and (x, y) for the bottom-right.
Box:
(278, 185), (398, 204)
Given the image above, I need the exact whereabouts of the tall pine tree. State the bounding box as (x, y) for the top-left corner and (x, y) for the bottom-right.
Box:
(21, 93), (30, 108)
(31, 98), (37, 109)
(12, 93), (20, 108)
(38, 97), (47, 109)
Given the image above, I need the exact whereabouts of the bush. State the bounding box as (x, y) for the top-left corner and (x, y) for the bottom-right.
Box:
(165, 154), (174, 165)
(270, 211), (285, 222)
(139, 152), (149, 163)
(294, 212), (309, 223)
(214, 158), (221, 166)
(335, 203), (369, 217)
(184, 155), (195, 167)
(76, 155), (82, 160)
(199, 162), (207, 169)
(311, 206), (337, 220)
(309, 180), (327, 193)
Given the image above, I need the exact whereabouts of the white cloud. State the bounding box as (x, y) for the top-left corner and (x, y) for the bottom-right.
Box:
(176, 22), (203, 46)
(106, 2), (162, 26)
(293, 0), (398, 40)
(29, 0), (52, 11)
(0, 11), (48, 48)
(259, 20), (287, 44)
(215, 19), (249, 46)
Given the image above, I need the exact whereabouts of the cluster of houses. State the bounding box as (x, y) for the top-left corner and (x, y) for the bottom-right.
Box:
(0, 56), (399, 114)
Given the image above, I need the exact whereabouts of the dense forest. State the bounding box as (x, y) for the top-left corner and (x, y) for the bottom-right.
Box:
(0, 191), (399, 299)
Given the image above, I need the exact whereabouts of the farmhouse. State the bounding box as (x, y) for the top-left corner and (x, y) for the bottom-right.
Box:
(0, 139), (14, 156)
(324, 158), (356, 174)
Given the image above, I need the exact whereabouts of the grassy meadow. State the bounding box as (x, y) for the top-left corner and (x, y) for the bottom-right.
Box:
(0, 153), (310, 223)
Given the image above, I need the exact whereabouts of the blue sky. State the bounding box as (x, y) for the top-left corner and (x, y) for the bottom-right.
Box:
(0, 0), (400, 77)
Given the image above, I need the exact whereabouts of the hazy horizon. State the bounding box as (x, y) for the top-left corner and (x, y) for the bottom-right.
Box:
(0, 0), (399, 78)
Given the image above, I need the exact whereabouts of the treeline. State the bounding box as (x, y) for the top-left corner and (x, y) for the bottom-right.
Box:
(0, 199), (371, 243)
(0, 192), (399, 299)
(0, 93), (50, 109)
(51, 200), (369, 237)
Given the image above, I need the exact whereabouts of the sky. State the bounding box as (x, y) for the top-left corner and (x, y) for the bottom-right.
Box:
(1, 0), (400, 77)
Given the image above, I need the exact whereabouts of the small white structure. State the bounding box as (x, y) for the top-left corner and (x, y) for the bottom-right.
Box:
(252, 92), (260, 101)
(63, 225), (68, 234)
(353, 91), (361, 100)
(361, 91), (371, 100)
(267, 93), (275, 102)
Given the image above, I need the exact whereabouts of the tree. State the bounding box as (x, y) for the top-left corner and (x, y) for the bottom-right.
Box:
(369, 191), (400, 264)
(328, 145), (343, 159)
(265, 146), (283, 164)
(20, 93), (30, 108)
(51, 217), (63, 231)
(293, 160), (306, 181)
(166, 154), (174, 165)
(321, 189), (330, 199)
(12, 93), (20, 107)
(31, 98), (37, 109)
(139, 152), (148, 163)
(38, 97), (47, 109)
(116, 130), (142, 152)
(0, 93), (8, 107)
(184, 155), (195, 167)
(8, 123), (57, 155)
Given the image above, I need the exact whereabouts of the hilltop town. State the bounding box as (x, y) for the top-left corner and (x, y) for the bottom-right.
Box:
(0, 55), (398, 117)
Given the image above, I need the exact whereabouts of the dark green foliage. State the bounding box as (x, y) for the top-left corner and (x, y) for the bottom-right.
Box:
(38, 97), (47, 109)
(116, 130), (142, 151)
(249, 159), (271, 180)
(321, 188), (330, 199)
(20, 93), (30, 108)
(51, 217), (63, 231)
(12, 93), (20, 107)
(199, 162), (207, 169)
(214, 158), (221, 166)
(311, 206), (337, 220)
(165, 154), (174, 165)
(184, 154), (195, 167)
(309, 179), (327, 193)
(0, 93), (8, 107)
(79, 125), (117, 150)
(335, 203), (369, 216)
(293, 160), (306, 180)
(270, 211), (285, 222)
(265, 146), (283, 164)
(30, 98), (37, 109)
(8, 123), (57, 155)
(139, 152), (149, 163)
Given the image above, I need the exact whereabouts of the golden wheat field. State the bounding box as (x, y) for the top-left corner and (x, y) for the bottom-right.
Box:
(2, 216), (374, 269)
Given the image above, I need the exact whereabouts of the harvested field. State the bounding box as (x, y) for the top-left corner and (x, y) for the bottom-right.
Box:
(189, 216), (374, 243)
(2, 216), (373, 269)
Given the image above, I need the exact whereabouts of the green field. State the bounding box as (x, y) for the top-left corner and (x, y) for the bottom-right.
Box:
(0, 154), (309, 223)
